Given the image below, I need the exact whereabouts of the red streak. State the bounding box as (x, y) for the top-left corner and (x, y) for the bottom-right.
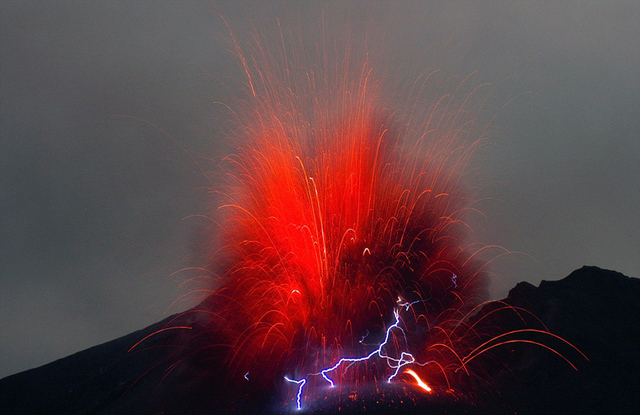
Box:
(404, 368), (432, 392)
(128, 326), (192, 353)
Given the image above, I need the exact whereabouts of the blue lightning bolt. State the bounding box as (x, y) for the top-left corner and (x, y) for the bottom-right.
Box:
(284, 305), (418, 410)
(284, 376), (307, 410)
(320, 308), (414, 386)
(283, 275), (458, 411)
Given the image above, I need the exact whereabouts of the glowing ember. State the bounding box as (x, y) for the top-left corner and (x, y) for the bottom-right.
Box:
(404, 368), (432, 393)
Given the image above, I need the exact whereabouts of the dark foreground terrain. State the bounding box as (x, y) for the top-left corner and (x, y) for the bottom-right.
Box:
(2, 266), (639, 414)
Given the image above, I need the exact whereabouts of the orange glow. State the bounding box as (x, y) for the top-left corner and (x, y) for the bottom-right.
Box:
(404, 368), (432, 392)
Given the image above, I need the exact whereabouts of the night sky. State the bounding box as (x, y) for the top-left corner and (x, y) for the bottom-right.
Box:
(1, 1), (638, 379)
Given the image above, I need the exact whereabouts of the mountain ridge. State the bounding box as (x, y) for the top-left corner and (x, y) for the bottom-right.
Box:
(2, 266), (638, 414)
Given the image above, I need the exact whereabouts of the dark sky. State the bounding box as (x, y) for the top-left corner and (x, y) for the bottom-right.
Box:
(1, 1), (638, 379)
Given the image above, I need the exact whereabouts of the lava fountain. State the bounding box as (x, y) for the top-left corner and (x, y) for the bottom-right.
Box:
(202, 17), (489, 408)
(155, 12), (585, 413)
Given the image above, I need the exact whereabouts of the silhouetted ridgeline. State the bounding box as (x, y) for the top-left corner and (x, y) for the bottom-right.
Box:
(1, 266), (638, 414)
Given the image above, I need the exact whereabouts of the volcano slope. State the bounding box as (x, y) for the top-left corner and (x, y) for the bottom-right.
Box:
(1, 266), (638, 414)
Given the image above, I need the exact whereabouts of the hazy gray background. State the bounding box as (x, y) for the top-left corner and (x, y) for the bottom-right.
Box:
(1, 1), (638, 378)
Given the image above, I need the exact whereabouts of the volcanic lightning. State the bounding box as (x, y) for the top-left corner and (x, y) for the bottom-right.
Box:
(284, 291), (444, 410)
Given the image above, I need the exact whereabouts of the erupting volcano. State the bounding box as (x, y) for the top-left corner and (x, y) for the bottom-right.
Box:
(2, 3), (638, 415)
(174, 20), (585, 412)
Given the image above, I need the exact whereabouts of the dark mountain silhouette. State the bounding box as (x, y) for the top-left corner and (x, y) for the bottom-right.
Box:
(476, 266), (640, 414)
(1, 266), (638, 414)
